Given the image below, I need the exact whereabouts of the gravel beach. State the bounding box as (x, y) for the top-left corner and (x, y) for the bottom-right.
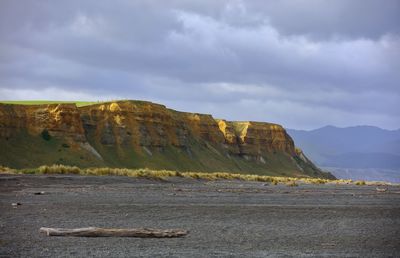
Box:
(1, 174), (399, 257)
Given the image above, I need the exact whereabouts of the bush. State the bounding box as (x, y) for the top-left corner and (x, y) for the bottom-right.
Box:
(38, 164), (81, 175)
(41, 129), (51, 141)
(311, 178), (326, 184)
(286, 181), (298, 187)
(0, 165), (15, 173)
(355, 180), (366, 186)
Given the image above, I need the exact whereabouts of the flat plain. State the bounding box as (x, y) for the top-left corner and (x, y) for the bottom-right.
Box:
(1, 174), (399, 257)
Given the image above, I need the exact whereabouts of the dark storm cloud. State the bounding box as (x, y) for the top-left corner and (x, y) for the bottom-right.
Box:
(0, 0), (399, 129)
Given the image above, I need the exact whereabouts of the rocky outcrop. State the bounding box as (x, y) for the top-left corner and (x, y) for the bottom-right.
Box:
(0, 101), (333, 178)
(79, 101), (296, 157)
(217, 120), (296, 159)
(79, 102), (230, 148)
(0, 103), (85, 141)
(80, 101), (189, 149)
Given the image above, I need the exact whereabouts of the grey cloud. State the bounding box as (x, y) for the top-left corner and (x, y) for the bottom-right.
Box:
(247, 0), (400, 40)
(0, 0), (399, 129)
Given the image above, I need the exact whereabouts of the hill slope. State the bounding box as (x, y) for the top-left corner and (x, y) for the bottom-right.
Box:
(0, 100), (333, 179)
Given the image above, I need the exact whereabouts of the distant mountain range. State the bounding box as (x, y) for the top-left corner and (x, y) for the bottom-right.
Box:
(287, 126), (400, 182)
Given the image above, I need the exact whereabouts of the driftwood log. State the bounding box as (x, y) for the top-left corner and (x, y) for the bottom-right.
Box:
(40, 227), (188, 238)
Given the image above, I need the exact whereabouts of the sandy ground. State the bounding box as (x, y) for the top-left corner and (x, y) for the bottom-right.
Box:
(0, 174), (399, 258)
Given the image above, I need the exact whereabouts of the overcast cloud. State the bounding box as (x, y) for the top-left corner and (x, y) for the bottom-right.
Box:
(0, 0), (399, 129)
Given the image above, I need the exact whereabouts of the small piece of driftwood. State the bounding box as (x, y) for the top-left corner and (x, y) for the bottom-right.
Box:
(376, 187), (388, 192)
(34, 191), (46, 195)
(39, 227), (188, 238)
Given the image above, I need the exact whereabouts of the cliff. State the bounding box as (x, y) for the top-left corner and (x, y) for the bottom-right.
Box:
(0, 103), (85, 141)
(0, 100), (334, 178)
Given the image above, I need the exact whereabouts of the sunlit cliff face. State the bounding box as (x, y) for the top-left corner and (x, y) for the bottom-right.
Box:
(0, 100), (331, 178)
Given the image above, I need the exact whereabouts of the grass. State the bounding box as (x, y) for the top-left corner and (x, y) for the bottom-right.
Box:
(286, 181), (299, 187)
(0, 99), (155, 107)
(0, 100), (98, 107)
(0, 164), (392, 186)
(0, 130), (105, 169)
(0, 128), (333, 178)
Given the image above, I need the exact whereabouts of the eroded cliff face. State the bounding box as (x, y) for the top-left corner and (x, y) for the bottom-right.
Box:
(217, 120), (296, 159)
(79, 102), (226, 150)
(0, 101), (332, 178)
(79, 101), (295, 157)
(78, 102), (209, 155)
(0, 104), (85, 141)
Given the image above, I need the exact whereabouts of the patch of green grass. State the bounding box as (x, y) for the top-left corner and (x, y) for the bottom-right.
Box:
(1, 127), (320, 177)
(82, 127), (307, 177)
(0, 130), (105, 169)
(0, 100), (99, 107)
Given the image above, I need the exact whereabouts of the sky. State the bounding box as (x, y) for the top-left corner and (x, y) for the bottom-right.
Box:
(0, 0), (399, 130)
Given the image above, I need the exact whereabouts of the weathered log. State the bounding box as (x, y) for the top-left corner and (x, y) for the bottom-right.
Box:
(376, 187), (388, 192)
(39, 227), (188, 238)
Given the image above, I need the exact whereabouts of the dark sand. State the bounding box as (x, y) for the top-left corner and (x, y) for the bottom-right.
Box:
(1, 174), (399, 257)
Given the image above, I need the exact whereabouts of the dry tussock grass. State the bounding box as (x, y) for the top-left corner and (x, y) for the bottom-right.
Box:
(1, 164), (392, 186)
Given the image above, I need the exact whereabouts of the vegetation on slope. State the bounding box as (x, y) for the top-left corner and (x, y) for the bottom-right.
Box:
(0, 100), (98, 107)
(0, 131), (104, 169)
(0, 130), (332, 178)
(0, 164), (391, 186)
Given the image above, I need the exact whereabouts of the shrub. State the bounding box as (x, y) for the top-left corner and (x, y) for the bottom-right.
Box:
(0, 165), (15, 173)
(286, 181), (298, 187)
(41, 129), (51, 141)
(355, 180), (366, 186)
(175, 171), (184, 177)
(311, 178), (326, 184)
(37, 164), (81, 175)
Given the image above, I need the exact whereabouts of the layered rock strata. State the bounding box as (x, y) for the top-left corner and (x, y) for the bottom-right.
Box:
(0, 100), (333, 178)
